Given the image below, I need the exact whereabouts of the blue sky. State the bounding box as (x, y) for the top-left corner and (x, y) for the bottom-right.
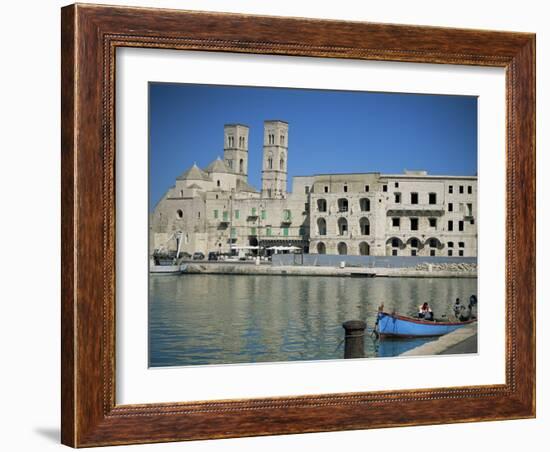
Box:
(149, 83), (477, 210)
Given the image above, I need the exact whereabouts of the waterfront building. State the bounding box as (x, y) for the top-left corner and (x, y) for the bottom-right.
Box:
(150, 120), (477, 257)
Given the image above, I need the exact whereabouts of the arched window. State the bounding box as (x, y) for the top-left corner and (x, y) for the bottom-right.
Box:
(280, 158), (285, 170)
(239, 159), (244, 173)
(280, 134), (285, 145)
(317, 218), (327, 236)
(317, 242), (326, 254)
(337, 198), (349, 213)
(217, 180), (221, 187)
(317, 199), (327, 212)
(359, 242), (370, 256)
(337, 217), (348, 235)
(337, 242), (348, 255)
(267, 152), (273, 169)
(359, 217), (370, 235)
(359, 198), (370, 212)
(176, 209), (183, 219)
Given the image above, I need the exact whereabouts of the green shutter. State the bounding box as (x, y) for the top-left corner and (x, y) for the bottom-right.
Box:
(251, 227), (256, 235)
(283, 227), (289, 236)
(261, 210), (266, 220)
(230, 227), (236, 238)
(251, 207), (256, 216)
(214, 209), (218, 219)
(266, 227), (272, 236)
(235, 209), (240, 219)
(223, 211), (228, 221)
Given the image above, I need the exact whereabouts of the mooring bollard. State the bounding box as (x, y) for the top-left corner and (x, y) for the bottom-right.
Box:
(342, 320), (366, 359)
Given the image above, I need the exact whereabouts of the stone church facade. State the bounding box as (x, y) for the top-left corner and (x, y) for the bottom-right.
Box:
(150, 120), (477, 257)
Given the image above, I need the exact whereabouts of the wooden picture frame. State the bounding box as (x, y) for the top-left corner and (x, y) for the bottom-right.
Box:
(61, 3), (535, 447)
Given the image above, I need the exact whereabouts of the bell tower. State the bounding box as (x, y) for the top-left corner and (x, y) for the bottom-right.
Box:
(223, 124), (249, 182)
(261, 120), (288, 199)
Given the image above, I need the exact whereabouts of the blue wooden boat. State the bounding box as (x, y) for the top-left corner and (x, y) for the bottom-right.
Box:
(375, 312), (475, 338)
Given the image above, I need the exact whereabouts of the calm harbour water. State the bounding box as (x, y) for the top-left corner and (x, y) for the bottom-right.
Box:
(149, 274), (477, 367)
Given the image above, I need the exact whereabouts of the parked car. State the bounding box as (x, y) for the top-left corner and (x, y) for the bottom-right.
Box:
(208, 252), (218, 261)
(192, 252), (205, 260)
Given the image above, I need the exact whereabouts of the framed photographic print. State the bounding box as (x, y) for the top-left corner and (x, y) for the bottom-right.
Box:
(61, 3), (535, 447)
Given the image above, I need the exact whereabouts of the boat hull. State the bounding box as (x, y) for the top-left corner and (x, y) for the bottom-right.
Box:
(376, 312), (474, 338)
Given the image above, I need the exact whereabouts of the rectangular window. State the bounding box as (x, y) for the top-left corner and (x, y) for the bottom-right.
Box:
(251, 207), (257, 216)
(304, 203), (309, 212)
(430, 249), (436, 256)
(299, 226), (306, 236)
(324, 186), (329, 193)
(343, 185), (348, 193)
(459, 185), (464, 194)
(394, 193), (401, 203)
(284, 210), (291, 221)
(429, 193), (437, 204)
(266, 227), (272, 236)
(410, 218), (419, 231)
(468, 185), (472, 194)
(392, 249), (398, 256)
(429, 218), (437, 228)
(448, 220), (454, 231)
(223, 211), (229, 221)
(365, 185), (370, 192)
(230, 227), (236, 238)
(448, 203), (453, 212)
(250, 227), (256, 235)
(213, 209), (218, 219)
(395, 182), (399, 188)
(261, 210), (266, 220)
(392, 218), (400, 227)
(449, 185), (453, 194)
(411, 250), (417, 256)
(470, 218), (475, 225)
(234, 209), (240, 219)
(411, 192), (418, 204)
(459, 242), (465, 248)
(305, 186), (310, 194)
(382, 184), (388, 192)
(459, 250), (464, 256)
(448, 250), (453, 256)
(459, 220), (464, 231)
(283, 227), (289, 237)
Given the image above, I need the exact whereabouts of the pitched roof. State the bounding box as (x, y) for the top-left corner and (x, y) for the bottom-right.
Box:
(205, 157), (232, 174)
(176, 164), (211, 181)
(236, 179), (259, 193)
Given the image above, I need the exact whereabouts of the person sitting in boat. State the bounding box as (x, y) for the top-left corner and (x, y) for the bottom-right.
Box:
(453, 298), (464, 320)
(459, 295), (478, 321)
(418, 302), (433, 321)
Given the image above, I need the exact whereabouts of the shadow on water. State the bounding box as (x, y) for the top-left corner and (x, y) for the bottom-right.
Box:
(149, 274), (477, 367)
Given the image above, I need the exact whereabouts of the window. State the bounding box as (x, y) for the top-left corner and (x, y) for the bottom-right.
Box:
(251, 207), (257, 216)
(250, 227), (256, 235)
(383, 184), (388, 192)
(280, 158), (285, 170)
(429, 239), (438, 248)
(411, 239), (418, 248)
(392, 249), (398, 256)
(459, 221), (464, 231)
(448, 250), (453, 256)
(448, 220), (454, 231)
(395, 182), (399, 188)
(394, 192), (401, 203)
(449, 185), (453, 194)
(448, 203), (453, 212)
(266, 227), (272, 236)
(230, 227), (236, 238)
(392, 238), (400, 248)
(459, 250), (464, 256)
(359, 198), (370, 212)
(470, 219), (475, 225)
(217, 180), (221, 187)
(430, 250), (436, 256)
(198, 212), (201, 219)
(410, 218), (419, 231)
(176, 209), (183, 219)
(261, 210), (266, 220)
(459, 242), (465, 248)
(283, 227), (289, 237)
(392, 218), (400, 227)
(365, 185), (370, 192)
(317, 218), (327, 236)
(338, 218), (348, 235)
(429, 218), (437, 228)
(213, 209), (218, 219)
(411, 250), (417, 256)
(468, 185), (472, 194)
(467, 203), (473, 216)
(359, 217), (370, 235)
(268, 157), (273, 169)
(239, 159), (244, 173)
(459, 185), (464, 194)
(337, 198), (348, 212)
(222, 211), (229, 221)
(317, 199), (327, 212)
(411, 192), (418, 204)
(280, 134), (285, 145)
(324, 186), (329, 193)
(305, 186), (310, 194)
(283, 210), (291, 221)
(304, 203), (309, 212)
(448, 241), (454, 248)
(299, 226), (306, 236)
(343, 185), (348, 193)
(429, 193), (437, 204)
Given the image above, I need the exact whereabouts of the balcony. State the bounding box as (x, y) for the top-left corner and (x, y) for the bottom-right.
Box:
(386, 203), (445, 216)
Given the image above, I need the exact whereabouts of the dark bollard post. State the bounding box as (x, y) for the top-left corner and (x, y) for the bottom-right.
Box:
(342, 320), (366, 359)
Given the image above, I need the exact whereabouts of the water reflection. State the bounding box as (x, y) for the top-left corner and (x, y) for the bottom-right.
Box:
(149, 275), (477, 367)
